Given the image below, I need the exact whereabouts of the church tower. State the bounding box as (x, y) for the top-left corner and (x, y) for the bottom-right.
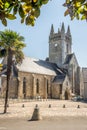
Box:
(49, 23), (72, 67)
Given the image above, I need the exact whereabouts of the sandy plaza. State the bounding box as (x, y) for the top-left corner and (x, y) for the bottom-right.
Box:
(0, 100), (87, 130)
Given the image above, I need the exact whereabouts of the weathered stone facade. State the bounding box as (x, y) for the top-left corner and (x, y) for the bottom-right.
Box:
(0, 56), (71, 100)
(52, 75), (71, 99)
(17, 72), (53, 99)
(49, 23), (72, 67)
(82, 68), (87, 99)
(0, 22), (85, 100)
(49, 23), (82, 95)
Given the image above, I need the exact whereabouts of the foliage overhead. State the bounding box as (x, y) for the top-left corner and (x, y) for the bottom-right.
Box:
(64, 0), (87, 20)
(0, 0), (49, 26)
(0, 29), (26, 63)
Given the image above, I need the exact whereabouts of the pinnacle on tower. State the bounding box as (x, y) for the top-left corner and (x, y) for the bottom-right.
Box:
(50, 24), (54, 35)
(58, 28), (61, 34)
(61, 22), (65, 33)
(67, 25), (71, 36)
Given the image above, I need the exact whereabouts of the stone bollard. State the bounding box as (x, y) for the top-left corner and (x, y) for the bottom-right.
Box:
(30, 105), (42, 121)
(77, 105), (80, 108)
(22, 104), (25, 108)
(35, 104), (38, 108)
(49, 104), (51, 108)
(63, 104), (65, 108)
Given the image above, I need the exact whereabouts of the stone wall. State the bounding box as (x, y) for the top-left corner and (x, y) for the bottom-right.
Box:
(1, 76), (18, 98)
(17, 71), (54, 99)
(51, 84), (60, 99)
(52, 76), (71, 100)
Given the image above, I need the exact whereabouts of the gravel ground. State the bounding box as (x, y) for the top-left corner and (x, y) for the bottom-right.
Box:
(0, 100), (87, 130)
(0, 100), (87, 118)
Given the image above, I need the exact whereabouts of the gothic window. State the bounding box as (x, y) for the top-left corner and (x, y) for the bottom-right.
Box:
(60, 84), (62, 94)
(36, 79), (39, 94)
(66, 44), (69, 53)
(23, 77), (26, 95)
(47, 80), (49, 94)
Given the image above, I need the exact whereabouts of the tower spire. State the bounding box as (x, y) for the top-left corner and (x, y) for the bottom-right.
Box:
(67, 25), (71, 36)
(50, 24), (54, 35)
(61, 22), (65, 33)
(58, 28), (61, 34)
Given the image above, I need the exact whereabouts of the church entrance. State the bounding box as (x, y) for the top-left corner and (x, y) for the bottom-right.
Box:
(64, 90), (69, 100)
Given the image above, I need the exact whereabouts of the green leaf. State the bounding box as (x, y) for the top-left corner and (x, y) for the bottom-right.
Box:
(34, 8), (40, 18)
(35, 0), (42, 5)
(5, 2), (10, 8)
(19, 4), (25, 18)
(25, 16), (34, 25)
(64, 9), (69, 16)
(1, 18), (7, 26)
(42, 0), (49, 4)
(6, 14), (16, 20)
(13, 6), (18, 15)
(21, 17), (24, 23)
(25, 16), (30, 25)
(66, 0), (70, 4)
(81, 15), (86, 20)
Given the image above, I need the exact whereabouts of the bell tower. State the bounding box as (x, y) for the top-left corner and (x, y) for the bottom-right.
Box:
(49, 23), (72, 67)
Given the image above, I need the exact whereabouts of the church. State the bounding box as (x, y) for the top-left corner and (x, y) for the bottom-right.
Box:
(0, 23), (85, 100)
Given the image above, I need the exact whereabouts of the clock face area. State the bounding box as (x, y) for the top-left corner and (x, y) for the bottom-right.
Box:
(55, 43), (57, 47)
(54, 43), (61, 52)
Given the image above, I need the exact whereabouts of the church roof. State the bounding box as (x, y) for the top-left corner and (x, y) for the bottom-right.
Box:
(52, 74), (66, 84)
(64, 53), (73, 64)
(17, 57), (64, 76)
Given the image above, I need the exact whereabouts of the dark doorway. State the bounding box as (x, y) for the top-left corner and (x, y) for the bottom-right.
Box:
(65, 90), (69, 100)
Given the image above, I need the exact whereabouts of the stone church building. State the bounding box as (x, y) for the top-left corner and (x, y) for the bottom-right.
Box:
(0, 23), (85, 100)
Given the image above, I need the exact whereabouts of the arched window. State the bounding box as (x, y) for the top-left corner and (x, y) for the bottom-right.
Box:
(47, 80), (49, 94)
(23, 77), (26, 95)
(66, 44), (69, 53)
(36, 79), (39, 94)
(60, 84), (62, 94)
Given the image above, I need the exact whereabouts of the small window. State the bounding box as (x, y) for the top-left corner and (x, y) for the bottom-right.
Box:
(47, 80), (49, 94)
(23, 77), (26, 94)
(60, 84), (62, 94)
(66, 44), (69, 53)
(36, 79), (39, 94)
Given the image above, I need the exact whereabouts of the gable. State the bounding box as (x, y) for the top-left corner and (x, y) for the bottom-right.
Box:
(69, 53), (78, 67)
(64, 54), (73, 65)
(64, 53), (78, 66)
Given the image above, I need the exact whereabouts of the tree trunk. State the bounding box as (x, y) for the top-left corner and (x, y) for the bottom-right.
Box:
(4, 48), (13, 113)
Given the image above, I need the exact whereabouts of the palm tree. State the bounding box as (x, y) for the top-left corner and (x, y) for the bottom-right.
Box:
(0, 30), (26, 113)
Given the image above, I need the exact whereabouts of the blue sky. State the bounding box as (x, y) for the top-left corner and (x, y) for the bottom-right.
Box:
(0, 0), (87, 67)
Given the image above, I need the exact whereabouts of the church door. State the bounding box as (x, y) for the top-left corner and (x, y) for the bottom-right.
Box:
(65, 90), (69, 100)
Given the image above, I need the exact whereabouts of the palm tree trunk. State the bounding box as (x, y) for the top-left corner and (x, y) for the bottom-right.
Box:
(4, 48), (13, 113)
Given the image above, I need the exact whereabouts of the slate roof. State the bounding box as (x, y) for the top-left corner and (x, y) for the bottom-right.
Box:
(52, 75), (66, 84)
(64, 53), (73, 64)
(16, 57), (64, 76)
